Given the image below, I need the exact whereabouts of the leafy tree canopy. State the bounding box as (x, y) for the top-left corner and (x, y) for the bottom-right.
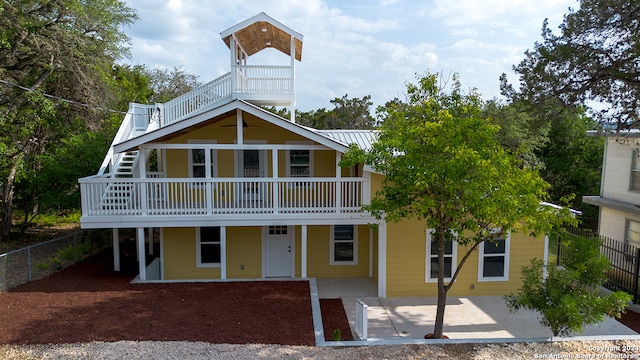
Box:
(296, 94), (375, 130)
(503, 0), (640, 130)
(342, 72), (574, 338)
(506, 234), (631, 336)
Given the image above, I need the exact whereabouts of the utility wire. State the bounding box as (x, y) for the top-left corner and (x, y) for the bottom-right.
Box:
(0, 79), (129, 115)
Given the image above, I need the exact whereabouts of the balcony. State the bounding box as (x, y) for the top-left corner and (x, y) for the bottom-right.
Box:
(158, 64), (294, 127)
(79, 176), (368, 227)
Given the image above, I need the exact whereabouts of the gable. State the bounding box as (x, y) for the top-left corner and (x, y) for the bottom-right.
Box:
(113, 100), (349, 153)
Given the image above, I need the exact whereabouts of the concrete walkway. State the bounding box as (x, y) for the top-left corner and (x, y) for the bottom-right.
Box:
(316, 278), (638, 340)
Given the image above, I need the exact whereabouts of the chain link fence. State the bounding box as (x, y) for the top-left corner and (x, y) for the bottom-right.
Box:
(0, 229), (111, 292)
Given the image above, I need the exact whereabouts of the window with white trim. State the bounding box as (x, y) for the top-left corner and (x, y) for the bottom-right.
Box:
(188, 141), (217, 178)
(286, 142), (313, 178)
(626, 219), (640, 246)
(425, 229), (457, 283)
(632, 150), (640, 191)
(478, 231), (510, 281)
(331, 225), (357, 264)
(196, 227), (221, 267)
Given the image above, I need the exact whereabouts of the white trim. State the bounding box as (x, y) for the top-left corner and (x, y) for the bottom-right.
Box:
(369, 227), (373, 278)
(187, 140), (218, 178)
(114, 100), (347, 154)
(196, 227), (222, 268)
(477, 230), (510, 282)
(330, 224), (358, 265)
(425, 229), (458, 283)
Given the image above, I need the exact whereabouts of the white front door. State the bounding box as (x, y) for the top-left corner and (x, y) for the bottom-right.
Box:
(265, 226), (292, 277)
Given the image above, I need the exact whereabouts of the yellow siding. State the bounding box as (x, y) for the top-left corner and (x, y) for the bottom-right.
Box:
(385, 218), (546, 297)
(305, 225), (370, 278)
(160, 112), (348, 179)
(163, 227), (220, 280)
(226, 227), (262, 278)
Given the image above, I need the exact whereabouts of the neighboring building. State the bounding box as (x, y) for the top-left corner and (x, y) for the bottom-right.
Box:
(583, 131), (640, 246)
(79, 13), (549, 297)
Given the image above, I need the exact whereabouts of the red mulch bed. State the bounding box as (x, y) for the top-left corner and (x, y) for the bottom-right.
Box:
(319, 299), (353, 341)
(0, 252), (355, 345)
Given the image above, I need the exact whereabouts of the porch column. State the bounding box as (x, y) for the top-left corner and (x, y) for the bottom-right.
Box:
(290, 35), (296, 123)
(272, 149), (279, 214)
(220, 226), (227, 280)
(137, 227), (146, 281)
(236, 109), (243, 145)
(377, 220), (387, 298)
(335, 152), (342, 213)
(112, 228), (120, 272)
(301, 225), (307, 278)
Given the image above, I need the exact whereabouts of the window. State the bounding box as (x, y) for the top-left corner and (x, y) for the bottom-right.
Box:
(478, 231), (510, 281)
(286, 142), (313, 178)
(196, 227), (221, 267)
(425, 229), (457, 283)
(330, 225), (357, 264)
(632, 150), (640, 191)
(626, 219), (640, 246)
(188, 141), (217, 178)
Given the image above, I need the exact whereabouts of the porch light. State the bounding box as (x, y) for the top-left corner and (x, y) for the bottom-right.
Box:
(261, 27), (267, 32)
(265, 40), (271, 46)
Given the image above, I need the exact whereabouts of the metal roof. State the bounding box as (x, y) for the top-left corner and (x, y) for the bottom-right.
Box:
(316, 129), (378, 151)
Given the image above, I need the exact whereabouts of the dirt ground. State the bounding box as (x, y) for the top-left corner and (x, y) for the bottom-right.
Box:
(0, 252), (351, 345)
(0, 250), (637, 346)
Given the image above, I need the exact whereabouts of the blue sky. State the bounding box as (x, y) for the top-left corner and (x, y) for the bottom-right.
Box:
(120, 0), (577, 112)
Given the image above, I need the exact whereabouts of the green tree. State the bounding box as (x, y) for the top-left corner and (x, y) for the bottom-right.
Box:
(505, 0), (640, 130)
(505, 234), (631, 336)
(342, 72), (573, 338)
(0, 0), (137, 240)
(297, 94), (375, 130)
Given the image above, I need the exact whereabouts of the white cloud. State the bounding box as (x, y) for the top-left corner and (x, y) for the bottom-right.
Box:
(121, 0), (577, 110)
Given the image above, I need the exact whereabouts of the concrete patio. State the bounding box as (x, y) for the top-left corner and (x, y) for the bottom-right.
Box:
(315, 277), (638, 340)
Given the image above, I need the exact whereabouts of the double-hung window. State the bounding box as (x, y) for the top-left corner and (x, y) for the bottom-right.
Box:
(196, 227), (221, 267)
(330, 225), (357, 265)
(478, 230), (510, 281)
(626, 219), (640, 246)
(425, 229), (457, 283)
(188, 141), (217, 178)
(287, 142), (313, 179)
(631, 150), (640, 191)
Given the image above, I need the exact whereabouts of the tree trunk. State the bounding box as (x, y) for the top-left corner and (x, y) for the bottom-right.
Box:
(1, 163), (18, 241)
(433, 230), (448, 338)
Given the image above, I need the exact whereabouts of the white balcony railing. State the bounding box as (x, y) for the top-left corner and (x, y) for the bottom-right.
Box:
(79, 177), (365, 218)
(159, 65), (293, 126)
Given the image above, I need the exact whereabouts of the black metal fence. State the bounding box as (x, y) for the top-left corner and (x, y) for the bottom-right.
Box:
(0, 229), (111, 292)
(557, 229), (640, 304)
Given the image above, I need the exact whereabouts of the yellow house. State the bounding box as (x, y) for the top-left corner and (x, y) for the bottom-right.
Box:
(79, 13), (549, 298)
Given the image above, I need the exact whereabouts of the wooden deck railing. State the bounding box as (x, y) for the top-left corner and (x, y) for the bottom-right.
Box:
(79, 177), (366, 217)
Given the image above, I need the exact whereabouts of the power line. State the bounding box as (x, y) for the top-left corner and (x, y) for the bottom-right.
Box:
(0, 79), (129, 115)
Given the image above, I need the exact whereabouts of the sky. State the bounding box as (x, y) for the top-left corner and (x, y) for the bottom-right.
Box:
(120, 0), (577, 112)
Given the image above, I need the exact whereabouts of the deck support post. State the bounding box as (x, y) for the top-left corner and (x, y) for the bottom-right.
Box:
(301, 225), (307, 278)
(220, 226), (227, 280)
(377, 221), (387, 298)
(113, 228), (120, 272)
(148, 228), (154, 256)
(137, 227), (146, 281)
